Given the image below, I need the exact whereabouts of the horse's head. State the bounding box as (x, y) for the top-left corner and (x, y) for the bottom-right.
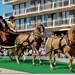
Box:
(36, 22), (45, 35)
(72, 26), (75, 35)
(68, 25), (75, 36)
(68, 25), (75, 43)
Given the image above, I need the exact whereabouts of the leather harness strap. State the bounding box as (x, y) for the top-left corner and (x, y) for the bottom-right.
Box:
(66, 33), (75, 48)
(19, 32), (43, 50)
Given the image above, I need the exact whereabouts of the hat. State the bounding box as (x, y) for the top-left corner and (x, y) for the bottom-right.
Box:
(9, 16), (15, 19)
(0, 16), (3, 19)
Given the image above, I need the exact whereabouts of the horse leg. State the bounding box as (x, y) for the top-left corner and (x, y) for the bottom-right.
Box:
(48, 52), (54, 70)
(52, 51), (56, 67)
(15, 55), (20, 64)
(65, 52), (74, 72)
(34, 47), (42, 65)
(15, 48), (20, 64)
(32, 51), (36, 66)
(23, 50), (26, 62)
(36, 50), (42, 65)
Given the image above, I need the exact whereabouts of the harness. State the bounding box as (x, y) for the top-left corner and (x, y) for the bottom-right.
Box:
(18, 32), (43, 51)
(46, 36), (66, 55)
(66, 33), (75, 48)
(46, 34), (75, 55)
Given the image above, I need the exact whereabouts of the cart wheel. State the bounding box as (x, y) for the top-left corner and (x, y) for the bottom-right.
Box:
(8, 48), (22, 61)
(8, 48), (16, 61)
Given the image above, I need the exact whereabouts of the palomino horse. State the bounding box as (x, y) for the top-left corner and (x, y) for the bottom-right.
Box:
(14, 23), (45, 65)
(45, 25), (75, 72)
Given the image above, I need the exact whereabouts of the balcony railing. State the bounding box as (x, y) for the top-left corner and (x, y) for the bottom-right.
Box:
(13, 0), (75, 16)
(3, 0), (13, 4)
(16, 17), (75, 31)
(3, 0), (75, 18)
(3, 0), (32, 3)
(3, 0), (13, 2)
(3, 11), (13, 18)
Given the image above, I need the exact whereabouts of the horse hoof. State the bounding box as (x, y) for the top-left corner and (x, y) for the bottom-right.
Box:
(23, 60), (26, 62)
(67, 66), (70, 69)
(32, 63), (36, 66)
(17, 62), (20, 64)
(71, 70), (75, 73)
(52, 64), (56, 67)
(40, 63), (43, 65)
(51, 68), (54, 70)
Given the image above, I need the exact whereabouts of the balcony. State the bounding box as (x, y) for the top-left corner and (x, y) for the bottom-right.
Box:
(3, 0), (32, 4)
(3, 11), (13, 18)
(12, 0), (75, 18)
(16, 17), (75, 32)
(3, 0), (75, 18)
(3, 0), (14, 4)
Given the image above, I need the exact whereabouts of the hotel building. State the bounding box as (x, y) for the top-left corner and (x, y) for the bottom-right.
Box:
(2, 0), (75, 35)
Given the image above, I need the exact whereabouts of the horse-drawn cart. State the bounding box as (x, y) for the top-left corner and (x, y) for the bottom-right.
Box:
(0, 45), (22, 61)
(0, 23), (45, 66)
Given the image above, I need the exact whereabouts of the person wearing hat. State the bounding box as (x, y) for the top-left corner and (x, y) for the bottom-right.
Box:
(7, 16), (17, 45)
(0, 16), (9, 45)
(7, 16), (16, 32)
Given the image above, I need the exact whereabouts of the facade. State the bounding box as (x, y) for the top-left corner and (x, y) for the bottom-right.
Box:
(2, 0), (75, 34)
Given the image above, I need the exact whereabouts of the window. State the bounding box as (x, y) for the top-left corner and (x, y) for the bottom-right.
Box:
(41, 15), (45, 21)
(26, 17), (31, 29)
(34, 0), (38, 11)
(73, 10), (75, 24)
(13, 4), (19, 15)
(15, 19), (20, 30)
(20, 3), (24, 9)
(73, 10), (75, 17)
(40, 0), (45, 5)
(13, 4), (19, 10)
(64, 0), (69, 6)
(26, 17), (31, 25)
(62, 12), (65, 19)
(34, 0), (38, 6)
(52, 13), (59, 20)
(41, 15), (48, 26)
(73, 0), (75, 4)
(20, 18), (25, 30)
(20, 3), (25, 14)
(41, 15), (48, 21)
(45, 15), (48, 21)
(26, 2), (30, 8)
(35, 16), (38, 23)
(62, 11), (69, 24)
(65, 11), (69, 18)
(51, 13), (60, 25)
(62, 11), (69, 19)
(51, 0), (58, 2)
(44, 0), (48, 4)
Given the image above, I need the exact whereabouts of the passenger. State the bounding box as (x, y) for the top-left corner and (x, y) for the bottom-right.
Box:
(7, 16), (16, 32)
(0, 16), (9, 45)
(7, 16), (17, 46)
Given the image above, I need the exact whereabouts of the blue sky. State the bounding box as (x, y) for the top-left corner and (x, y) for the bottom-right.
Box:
(0, 0), (12, 16)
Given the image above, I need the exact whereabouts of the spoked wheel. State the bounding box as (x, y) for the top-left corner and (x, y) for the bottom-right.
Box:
(8, 47), (22, 61)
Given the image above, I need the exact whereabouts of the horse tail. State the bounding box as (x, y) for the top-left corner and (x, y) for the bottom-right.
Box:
(45, 37), (53, 54)
(45, 37), (50, 53)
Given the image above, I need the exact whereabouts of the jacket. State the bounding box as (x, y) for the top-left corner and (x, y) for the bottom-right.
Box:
(7, 21), (16, 32)
(0, 19), (8, 31)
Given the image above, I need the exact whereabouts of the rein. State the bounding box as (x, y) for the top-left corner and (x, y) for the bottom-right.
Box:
(45, 34), (75, 55)
(19, 31), (44, 50)
(66, 34), (75, 48)
(45, 36), (66, 55)
(34, 31), (44, 38)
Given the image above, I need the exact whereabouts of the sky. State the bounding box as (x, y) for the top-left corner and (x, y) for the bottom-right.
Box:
(0, 0), (12, 16)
